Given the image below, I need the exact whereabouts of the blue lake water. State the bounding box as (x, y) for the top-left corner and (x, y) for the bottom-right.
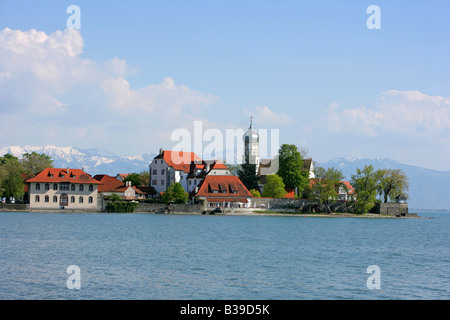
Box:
(0, 211), (448, 300)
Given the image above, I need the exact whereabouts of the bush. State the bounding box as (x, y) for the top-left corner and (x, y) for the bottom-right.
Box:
(105, 201), (138, 213)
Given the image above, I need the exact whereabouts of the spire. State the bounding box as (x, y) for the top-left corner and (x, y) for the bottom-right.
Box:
(250, 114), (253, 128)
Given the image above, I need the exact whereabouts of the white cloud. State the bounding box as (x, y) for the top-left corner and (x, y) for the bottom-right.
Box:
(243, 105), (295, 124)
(0, 28), (219, 153)
(319, 90), (450, 137)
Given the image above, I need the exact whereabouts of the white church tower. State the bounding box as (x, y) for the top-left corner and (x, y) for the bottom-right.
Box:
(243, 115), (260, 172)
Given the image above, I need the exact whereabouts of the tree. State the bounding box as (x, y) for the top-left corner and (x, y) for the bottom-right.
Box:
(123, 171), (150, 187)
(0, 154), (24, 199)
(350, 165), (382, 214)
(277, 144), (309, 196)
(261, 174), (287, 198)
(249, 189), (261, 197)
(377, 169), (409, 203)
(310, 166), (344, 214)
(123, 173), (141, 186)
(20, 152), (53, 179)
(237, 164), (259, 191)
(161, 182), (189, 204)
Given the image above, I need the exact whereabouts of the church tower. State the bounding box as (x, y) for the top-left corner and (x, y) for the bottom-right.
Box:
(243, 115), (260, 172)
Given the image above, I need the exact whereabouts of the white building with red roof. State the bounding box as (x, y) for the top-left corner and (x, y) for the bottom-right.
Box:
(26, 168), (101, 210)
(193, 175), (253, 208)
(149, 149), (202, 193)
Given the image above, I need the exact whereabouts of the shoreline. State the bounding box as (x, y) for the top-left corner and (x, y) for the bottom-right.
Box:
(0, 208), (426, 218)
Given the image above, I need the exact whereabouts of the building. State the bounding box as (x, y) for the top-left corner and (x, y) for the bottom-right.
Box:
(186, 159), (233, 193)
(337, 181), (356, 201)
(243, 115), (260, 173)
(115, 173), (129, 182)
(93, 174), (158, 200)
(193, 175), (253, 208)
(26, 168), (100, 210)
(149, 149), (202, 193)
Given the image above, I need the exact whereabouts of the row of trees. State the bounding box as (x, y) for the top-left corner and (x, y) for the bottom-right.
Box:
(236, 144), (409, 214)
(0, 152), (53, 200)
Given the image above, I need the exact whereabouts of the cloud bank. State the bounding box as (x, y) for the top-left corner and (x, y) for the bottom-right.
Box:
(0, 28), (219, 152)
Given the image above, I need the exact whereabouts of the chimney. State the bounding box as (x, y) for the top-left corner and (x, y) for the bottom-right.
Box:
(67, 167), (70, 175)
(159, 148), (163, 155)
(126, 181), (132, 187)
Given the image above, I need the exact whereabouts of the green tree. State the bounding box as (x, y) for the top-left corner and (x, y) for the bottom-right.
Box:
(277, 144), (309, 196)
(20, 152), (53, 179)
(0, 154), (24, 199)
(310, 166), (344, 214)
(123, 173), (141, 186)
(237, 164), (259, 191)
(161, 182), (189, 204)
(350, 165), (382, 214)
(377, 168), (409, 203)
(261, 174), (287, 198)
(249, 189), (261, 197)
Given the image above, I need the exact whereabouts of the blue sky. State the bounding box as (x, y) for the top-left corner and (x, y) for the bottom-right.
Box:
(0, 0), (449, 170)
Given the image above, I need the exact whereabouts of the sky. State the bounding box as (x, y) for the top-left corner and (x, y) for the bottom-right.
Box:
(0, 0), (449, 170)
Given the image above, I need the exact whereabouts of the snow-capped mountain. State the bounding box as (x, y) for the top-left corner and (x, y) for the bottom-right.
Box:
(0, 145), (155, 176)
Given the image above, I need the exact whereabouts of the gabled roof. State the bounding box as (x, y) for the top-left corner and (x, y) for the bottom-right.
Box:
(154, 150), (202, 173)
(92, 174), (127, 192)
(134, 186), (158, 195)
(195, 175), (253, 198)
(26, 168), (100, 184)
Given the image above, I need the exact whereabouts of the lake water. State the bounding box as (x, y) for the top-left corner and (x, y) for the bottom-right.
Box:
(0, 211), (448, 300)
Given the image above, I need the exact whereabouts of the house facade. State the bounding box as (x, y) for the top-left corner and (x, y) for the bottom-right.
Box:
(193, 175), (253, 208)
(26, 168), (100, 210)
(149, 149), (202, 193)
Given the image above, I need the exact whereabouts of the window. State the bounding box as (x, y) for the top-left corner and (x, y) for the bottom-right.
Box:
(45, 183), (49, 191)
(89, 185), (93, 192)
(36, 183), (40, 191)
(189, 180), (192, 185)
(35, 195), (40, 202)
(161, 180), (164, 186)
(79, 185), (84, 192)
(60, 183), (69, 191)
(88, 196), (93, 204)
(152, 180), (157, 185)
(53, 196), (58, 203)
(71, 196), (75, 203)
(71, 184), (75, 191)
(44, 195), (49, 203)
(79, 196), (83, 203)
(161, 169), (165, 174)
(153, 170), (157, 175)
(53, 184), (58, 191)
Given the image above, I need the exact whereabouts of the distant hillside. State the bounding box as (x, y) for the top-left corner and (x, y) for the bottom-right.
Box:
(0, 145), (155, 176)
(318, 158), (450, 210)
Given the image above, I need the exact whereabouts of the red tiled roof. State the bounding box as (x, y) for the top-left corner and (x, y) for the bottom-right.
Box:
(339, 181), (355, 194)
(155, 150), (202, 173)
(195, 175), (253, 198)
(204, 197), (249, 203)
(92, 174), (126, 192)
(284, 188), (296, 198)
(26, 168), (100, 184)
(309, 179), (355, 194)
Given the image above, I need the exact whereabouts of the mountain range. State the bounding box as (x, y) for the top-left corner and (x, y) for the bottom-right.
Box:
(1, 145), (448, 210)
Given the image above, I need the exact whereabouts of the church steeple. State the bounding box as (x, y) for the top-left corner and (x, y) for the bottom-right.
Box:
(243, 115), (260, 170)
